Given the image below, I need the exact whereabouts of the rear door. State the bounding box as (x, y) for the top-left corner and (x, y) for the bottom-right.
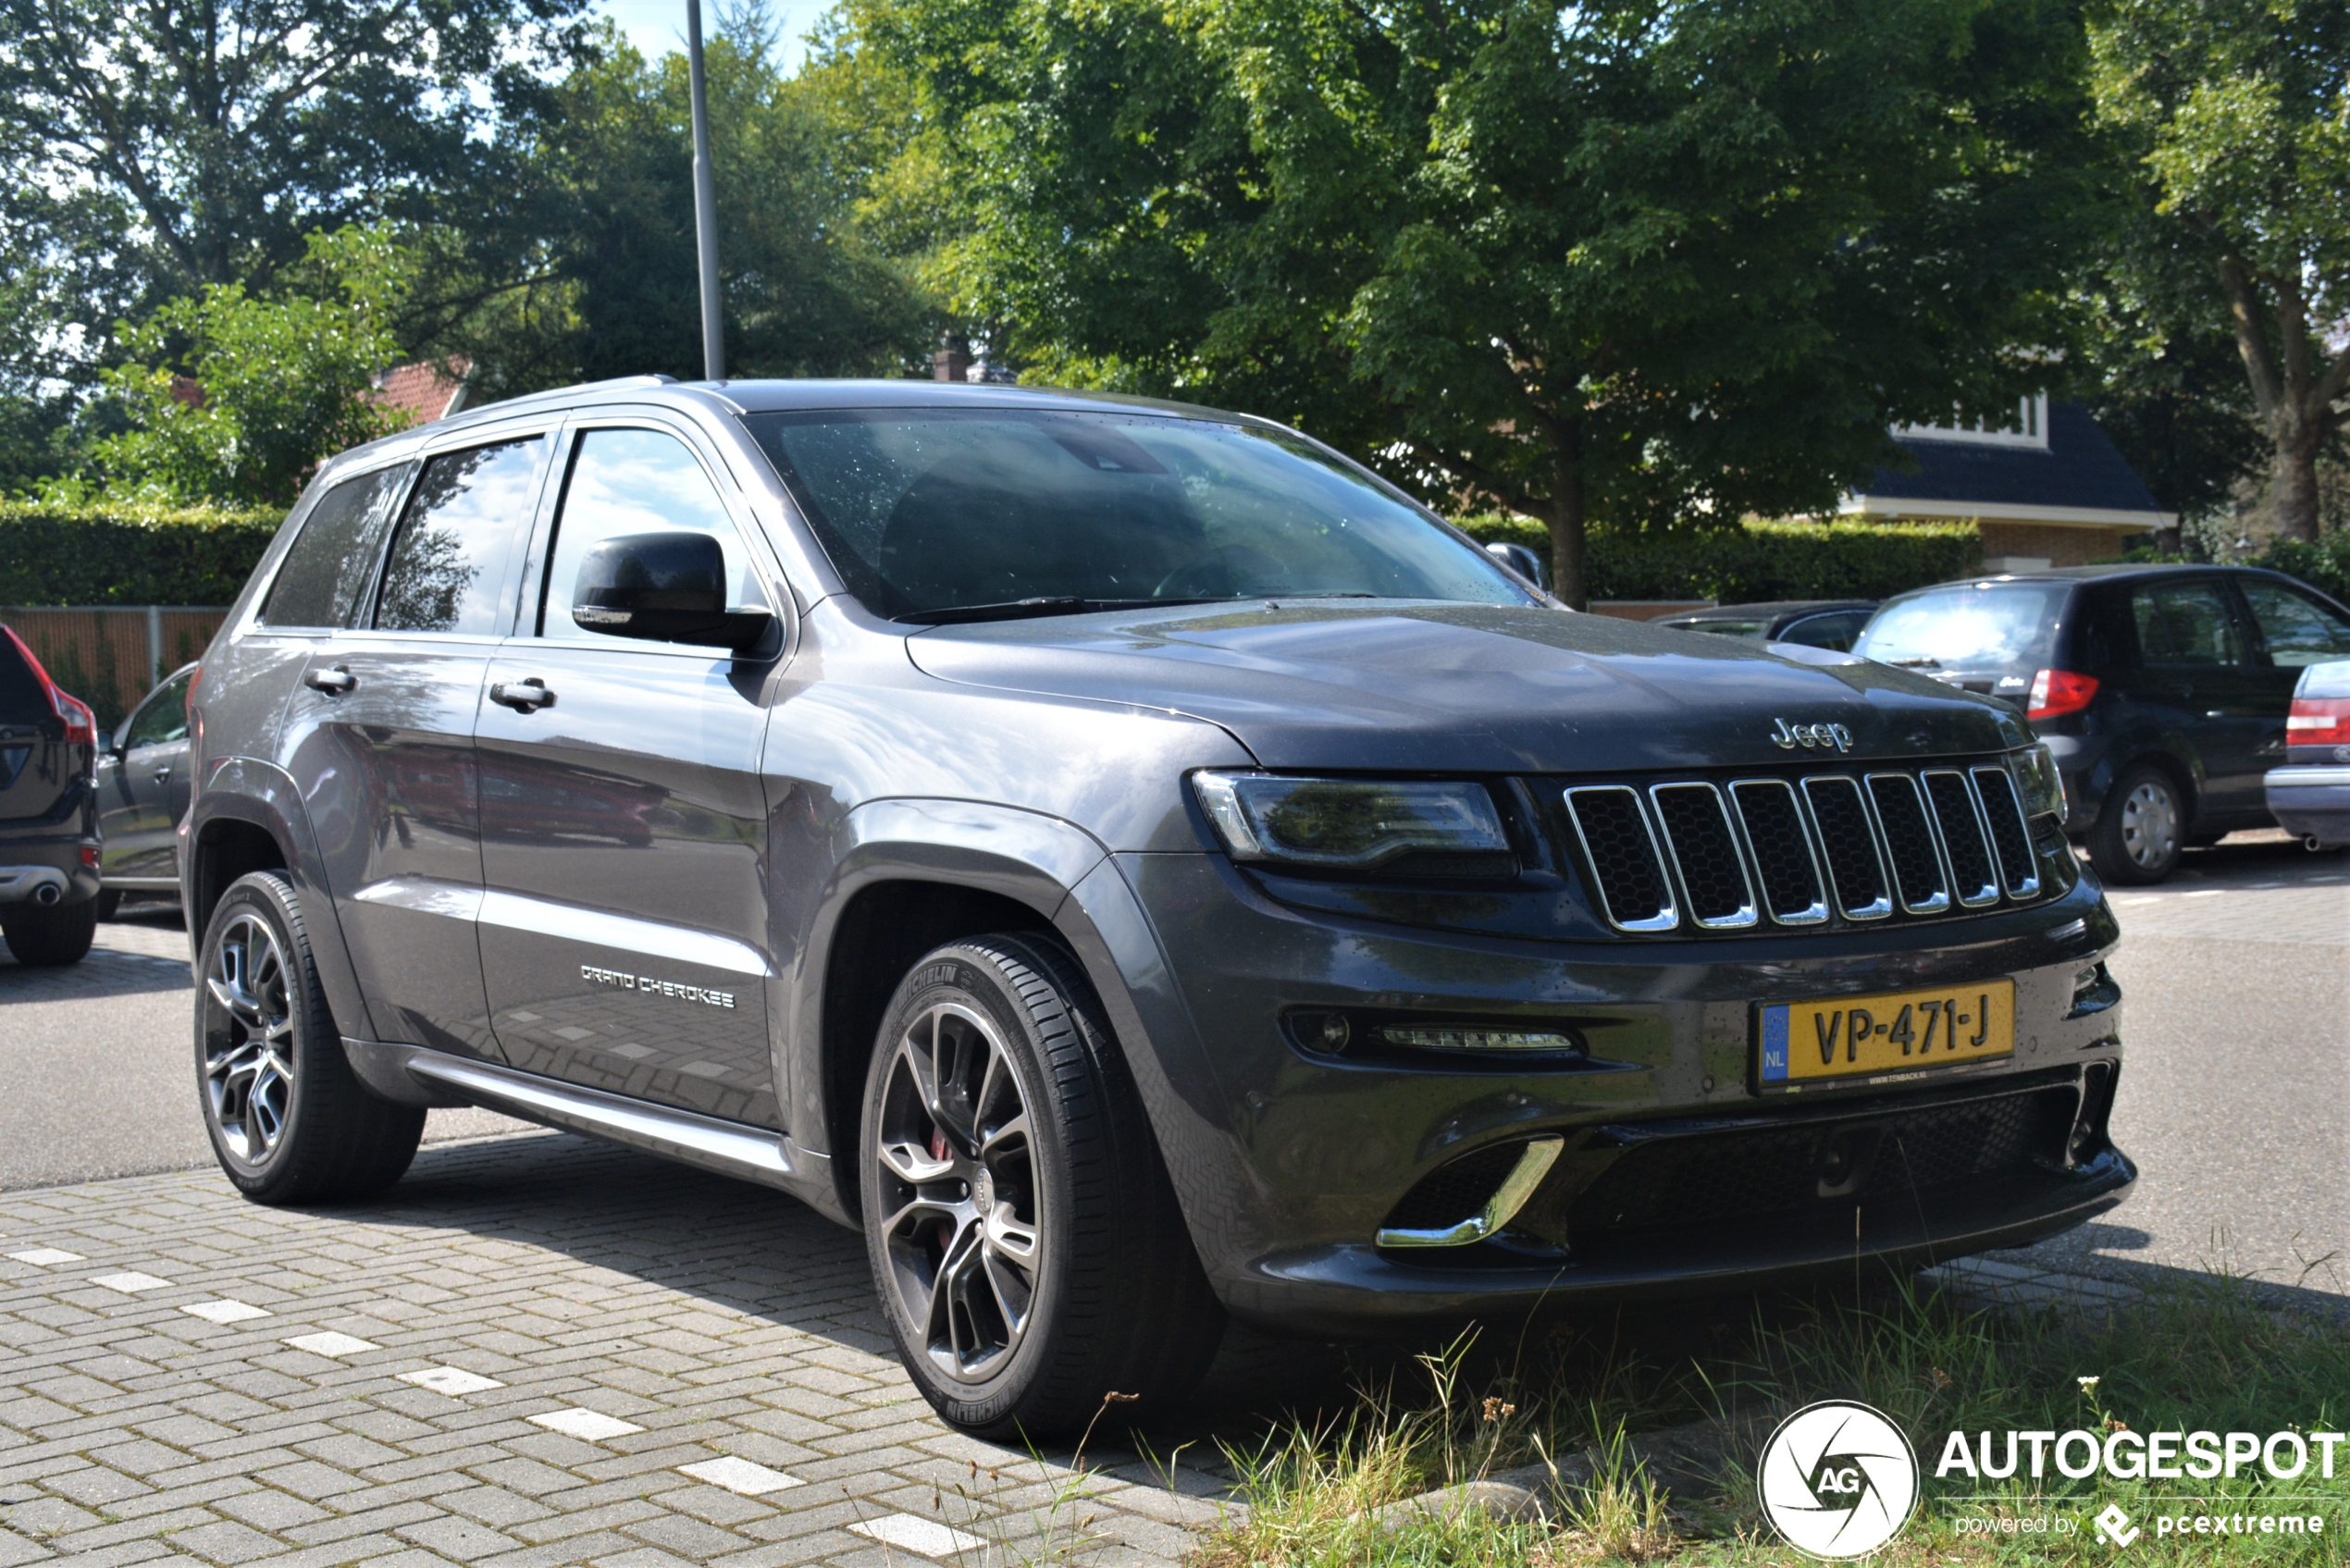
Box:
(2126, 576), (2269, 819)
(97, 668), (194, 883)
(475, 416), (783, 1126)
(277, 432), (550, 1054)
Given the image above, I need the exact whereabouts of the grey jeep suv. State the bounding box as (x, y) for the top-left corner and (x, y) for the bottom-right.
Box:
(185, 377), (2132, 1437)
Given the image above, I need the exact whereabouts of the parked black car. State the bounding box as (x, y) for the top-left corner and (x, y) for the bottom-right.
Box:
(1853, 564), (2350, 883)
(1652, 599), (1879, 652)
(94, 662), (197, 918)
(0, 623), (101, 964)
(183, 378), (2130, 1437)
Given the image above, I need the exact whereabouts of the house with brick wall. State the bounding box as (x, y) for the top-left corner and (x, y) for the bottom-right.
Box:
(1840, 395), (2171, 570)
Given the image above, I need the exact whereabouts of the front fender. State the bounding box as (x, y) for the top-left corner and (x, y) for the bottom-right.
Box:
(187, 757), (372, 1041)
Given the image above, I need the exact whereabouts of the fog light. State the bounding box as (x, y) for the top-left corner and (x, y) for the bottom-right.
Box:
(1380, 1026), (1582, 1055)
(1317, 1014), (1352, 1052)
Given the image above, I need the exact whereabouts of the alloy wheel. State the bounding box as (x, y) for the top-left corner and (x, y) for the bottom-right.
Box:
(202, 912), (296, 1163)
(872, 1002), (1044, 1384)
(2118, 779), (2180, 870)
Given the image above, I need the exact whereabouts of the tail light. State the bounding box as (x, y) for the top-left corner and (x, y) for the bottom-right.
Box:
(2027, 668), (2099, 721)
(2, 624), (96, 744)
(2286, 696), (2350, 747)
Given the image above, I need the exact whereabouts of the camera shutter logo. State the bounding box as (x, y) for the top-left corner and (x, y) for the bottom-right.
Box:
(1758, 1400), (1920, 1559)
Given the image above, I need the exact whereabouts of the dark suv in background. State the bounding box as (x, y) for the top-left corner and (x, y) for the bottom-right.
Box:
(183, 377), (2131, 1438)
(0, 623), (102, 964)
(1855, 564), (2350, 883)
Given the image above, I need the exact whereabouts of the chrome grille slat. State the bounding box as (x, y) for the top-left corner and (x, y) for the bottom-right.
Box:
(1800, 775), (1894, 920)
(1727, 779), (1828, 925)
(1923, 769), (2001, 907)
(1971, 765), (2042, 899)
(1865, 772), (1951, 915)
(1649, 783), (1758, 930)
(1563, 785), (1679, 932)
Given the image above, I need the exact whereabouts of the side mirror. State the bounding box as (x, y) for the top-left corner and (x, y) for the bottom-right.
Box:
(1485, 540), (1549, 592)
(572, 531), (774, 652)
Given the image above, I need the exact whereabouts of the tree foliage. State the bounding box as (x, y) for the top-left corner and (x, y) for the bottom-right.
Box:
(2089, 0), (2350, 542)
(87, 228), (414, 508)
(854, 0), (2102, 603)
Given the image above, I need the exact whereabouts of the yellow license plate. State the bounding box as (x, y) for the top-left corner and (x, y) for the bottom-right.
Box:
(1758, 981), (2015, 1088)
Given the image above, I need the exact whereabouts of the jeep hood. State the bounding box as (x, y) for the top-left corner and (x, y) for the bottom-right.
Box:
(905, 601), (2029, 772)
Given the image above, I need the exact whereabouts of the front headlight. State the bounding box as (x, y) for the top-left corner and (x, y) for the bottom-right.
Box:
(2010, 742), (2067, 826)
(1190, 772), (1511, 870)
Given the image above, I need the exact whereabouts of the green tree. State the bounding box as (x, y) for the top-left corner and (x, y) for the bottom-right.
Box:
(448, 19), (933, 393)
(856, 0), (2100, 604)
(90, 228), (414, 507)
(2089, 0), (2350, 542)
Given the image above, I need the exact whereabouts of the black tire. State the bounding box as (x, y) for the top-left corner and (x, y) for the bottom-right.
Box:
(195, 871), (424, 1203)
(2088, 763), (2187, 885)
(2, 899), (97, 965)
(859, 934), (1224, 1438)
(93, 889), (121, 922)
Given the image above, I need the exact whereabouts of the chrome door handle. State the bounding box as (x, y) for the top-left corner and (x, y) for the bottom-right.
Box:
(152, 766), (173, 784)
(489, 678), (555, 712)
(303, 665), (356, 695)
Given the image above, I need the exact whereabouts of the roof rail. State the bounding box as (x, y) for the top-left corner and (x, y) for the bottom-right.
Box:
(460, 374), (682, 420)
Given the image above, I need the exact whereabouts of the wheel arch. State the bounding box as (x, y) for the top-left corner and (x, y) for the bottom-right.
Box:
(795, 799), (1113, 1224)
(186, 758), (370, 1040)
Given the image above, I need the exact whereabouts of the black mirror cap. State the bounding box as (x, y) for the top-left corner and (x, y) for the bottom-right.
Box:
(571, 531), (775, 652)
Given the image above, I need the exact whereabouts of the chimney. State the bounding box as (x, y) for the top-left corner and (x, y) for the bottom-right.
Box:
(932, 333), (971, 384)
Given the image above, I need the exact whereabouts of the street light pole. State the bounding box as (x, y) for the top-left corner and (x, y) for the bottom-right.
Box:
(686, 0), (724, 381)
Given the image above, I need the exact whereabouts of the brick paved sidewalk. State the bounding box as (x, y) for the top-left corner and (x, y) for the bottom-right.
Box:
(0, 1132), (1246, 1568)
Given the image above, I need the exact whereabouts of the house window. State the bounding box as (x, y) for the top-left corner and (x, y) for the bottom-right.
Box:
(1896, 393), (2049, 450)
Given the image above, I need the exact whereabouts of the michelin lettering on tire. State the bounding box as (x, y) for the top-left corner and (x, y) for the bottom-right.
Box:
(1758, 1399), (1920, 1559)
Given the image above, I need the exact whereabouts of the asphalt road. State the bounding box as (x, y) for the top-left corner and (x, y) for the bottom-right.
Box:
(4, 842), (2344, 1302)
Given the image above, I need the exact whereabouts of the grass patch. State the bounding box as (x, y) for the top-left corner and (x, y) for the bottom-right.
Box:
(1190, 1274), (2349, 1565)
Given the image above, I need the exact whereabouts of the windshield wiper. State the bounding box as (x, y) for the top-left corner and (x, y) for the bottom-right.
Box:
(898, 597), (1219, 626)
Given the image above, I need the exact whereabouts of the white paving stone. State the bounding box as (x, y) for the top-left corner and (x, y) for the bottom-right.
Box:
(180, 1298), (271, 1324)
(531, 1407), (643, 1441)
(6, 1247), (83, 1266)
(89, 1270), (172, 1293)
(285, 1330), (378, 1356)
(400, 1365), (505, 1395)
(851, 1512), (986, 1557)
(679, 1455), (804, 1496)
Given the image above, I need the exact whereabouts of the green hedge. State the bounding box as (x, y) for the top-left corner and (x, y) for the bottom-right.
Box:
(2253, 535), (2350, 607)
(0, 500), (283, 606)
(1453, 515), (1984, 603)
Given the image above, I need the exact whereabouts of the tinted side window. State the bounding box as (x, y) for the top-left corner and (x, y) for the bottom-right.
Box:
(377, 438), (546, 636)
(538, 428), (753, 643)
(123, 671), (193, 748)
(1779, 611), (1868, 651)
(259, 466), (408, 628)
(2239, 580), (2350, 667)
(0, 630), (48, 725)
(2131, 582), (2244, 666)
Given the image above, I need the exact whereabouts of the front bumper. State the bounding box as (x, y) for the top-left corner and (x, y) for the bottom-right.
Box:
(2265, 766), (2350, 846)
(1110, 849), (2129, 1334)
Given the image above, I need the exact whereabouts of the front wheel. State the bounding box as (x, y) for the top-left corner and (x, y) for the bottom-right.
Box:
(195, 871), (424, 1203)
(2088, 765), (2185, 885)
(860, 935), (1224, 1438)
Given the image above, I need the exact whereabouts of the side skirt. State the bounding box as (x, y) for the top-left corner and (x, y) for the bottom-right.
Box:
(341, 1038), (842, 1220)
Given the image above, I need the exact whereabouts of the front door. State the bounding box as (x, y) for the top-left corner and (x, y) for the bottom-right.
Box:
(278, 434), (549, 1054)
(476, 421), (782, 1126)
(97, 667), (194, 884)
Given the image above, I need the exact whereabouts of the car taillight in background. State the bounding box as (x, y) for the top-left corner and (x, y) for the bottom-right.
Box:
(2027, 668), (2099, 721)
(2, 623), (96, 743)
(2286, 696), (2350, 747)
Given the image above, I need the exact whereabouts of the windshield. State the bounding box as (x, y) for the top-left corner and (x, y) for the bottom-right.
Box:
(739, 408), (1528, 620)
(1854, 584), (2069, 670)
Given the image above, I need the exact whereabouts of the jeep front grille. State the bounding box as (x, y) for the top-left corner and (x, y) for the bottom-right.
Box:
(1562, 759), (2046, 936)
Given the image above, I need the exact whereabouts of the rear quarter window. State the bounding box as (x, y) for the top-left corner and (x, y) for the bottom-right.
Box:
(261, 466), (410, 629)
(0, 630), (48, 725)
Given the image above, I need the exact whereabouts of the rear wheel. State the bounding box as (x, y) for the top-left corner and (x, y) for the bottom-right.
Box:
(196, 871), (424, 1203)
(2089, 764), (2185, 885)
(860, 934), (1224, 1438)
(2, 900), (97, 965)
